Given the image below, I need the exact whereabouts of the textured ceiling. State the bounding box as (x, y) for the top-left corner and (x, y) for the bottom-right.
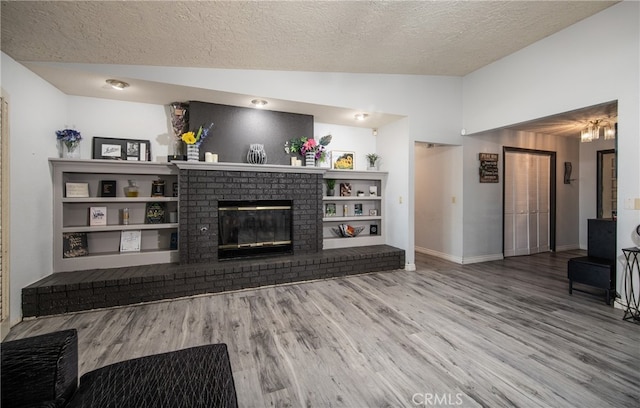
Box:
(1, 0), (617, 76)
(0, 1), (619, 132)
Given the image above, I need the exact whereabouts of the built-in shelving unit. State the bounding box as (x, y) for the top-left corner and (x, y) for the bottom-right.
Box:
(322, 170), (387, 249)
(51, 159), (179, 272)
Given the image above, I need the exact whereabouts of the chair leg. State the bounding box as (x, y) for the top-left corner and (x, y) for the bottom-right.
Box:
(569, 280), (573, 295)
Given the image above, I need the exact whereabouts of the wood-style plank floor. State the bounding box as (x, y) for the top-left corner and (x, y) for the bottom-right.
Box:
(6, 250), (640, 407)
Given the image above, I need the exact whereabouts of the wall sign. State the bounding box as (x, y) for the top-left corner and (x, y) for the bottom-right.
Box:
(479, 153), (499, 183)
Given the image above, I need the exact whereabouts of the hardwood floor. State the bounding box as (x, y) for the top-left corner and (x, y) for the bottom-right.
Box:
(6, 250), (639, 407)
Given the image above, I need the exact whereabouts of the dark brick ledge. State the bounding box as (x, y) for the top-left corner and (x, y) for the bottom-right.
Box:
(23, 245), (405, 318)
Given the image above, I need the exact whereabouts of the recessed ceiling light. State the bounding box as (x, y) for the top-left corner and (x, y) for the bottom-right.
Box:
(106, 79), (129, 90)
(251, 99), (268, 108)
(354, 113), (369, 121)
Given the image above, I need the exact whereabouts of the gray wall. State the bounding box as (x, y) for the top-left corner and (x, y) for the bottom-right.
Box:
(189, 101), (314, 165)
(462, 129), (580, 260)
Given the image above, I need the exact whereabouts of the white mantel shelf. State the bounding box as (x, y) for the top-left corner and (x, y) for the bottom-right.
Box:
(174, 161), (388, 178)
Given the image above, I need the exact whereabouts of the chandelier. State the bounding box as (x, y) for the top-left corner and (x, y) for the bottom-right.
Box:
(581, 119), (616, 143)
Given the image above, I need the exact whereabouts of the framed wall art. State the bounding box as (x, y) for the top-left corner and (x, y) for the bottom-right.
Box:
(92, 137), (151, 161)
(331, 151), (355, 170)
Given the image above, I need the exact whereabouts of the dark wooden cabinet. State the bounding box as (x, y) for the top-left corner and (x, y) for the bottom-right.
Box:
(568, 219), (616, 304)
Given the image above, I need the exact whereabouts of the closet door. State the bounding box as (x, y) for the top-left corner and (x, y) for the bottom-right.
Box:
(504, 151), (550, 257)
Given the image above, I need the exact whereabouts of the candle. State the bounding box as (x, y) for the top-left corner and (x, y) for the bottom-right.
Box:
(291, 156), (297, 166)
(205, 152), (214, 162)
(212, 153), (218, 163)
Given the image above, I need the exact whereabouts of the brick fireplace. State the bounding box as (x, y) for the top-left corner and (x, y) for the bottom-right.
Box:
(177, 163), (323, 264)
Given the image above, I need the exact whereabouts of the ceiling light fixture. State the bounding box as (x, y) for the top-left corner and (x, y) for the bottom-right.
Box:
(105, 79), (129, 90)
(251, 99), (268, 108)
(354, 113), (368, 121)
(580, 118), (616, 143)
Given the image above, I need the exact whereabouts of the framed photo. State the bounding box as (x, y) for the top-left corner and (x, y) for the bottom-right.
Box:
(92, 137), (151, 161)
(65, 182), (90, 198)
(369, 209), (378, 216)
(89, 206), (107, 226)
(331, 151), (355, 170)
(120, 230), (141, 252)
(354, 203), (363, 216)
(99, 180), (117, 197)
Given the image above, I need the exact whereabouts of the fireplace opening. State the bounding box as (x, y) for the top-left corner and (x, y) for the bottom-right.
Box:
(218, 200), (293, 260)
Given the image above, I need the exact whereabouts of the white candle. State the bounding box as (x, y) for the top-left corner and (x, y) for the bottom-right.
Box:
(291, 156), (297, 166)
(205, 152), (213, 162)
(212, 153), (218, 163)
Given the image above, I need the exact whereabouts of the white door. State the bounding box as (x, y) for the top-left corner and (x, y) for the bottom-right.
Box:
(504, 151), (550, 257)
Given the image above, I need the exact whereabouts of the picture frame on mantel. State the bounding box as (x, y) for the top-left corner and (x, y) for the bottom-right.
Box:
(92, 137), (151, 161)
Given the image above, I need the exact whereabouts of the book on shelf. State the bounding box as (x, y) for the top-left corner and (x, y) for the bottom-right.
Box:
(62, 232), (89, 258)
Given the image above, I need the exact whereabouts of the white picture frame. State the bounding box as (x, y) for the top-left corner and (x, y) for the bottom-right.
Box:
(120, 230), (142, 252)
(65, 182), (90, 198)
(89, 206), (107, 226)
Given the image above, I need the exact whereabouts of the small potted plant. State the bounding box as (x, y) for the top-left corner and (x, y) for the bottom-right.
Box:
(325, 179), (336, 196)
(366, 153), (380, 170)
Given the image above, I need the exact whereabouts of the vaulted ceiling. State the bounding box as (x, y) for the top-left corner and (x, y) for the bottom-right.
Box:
(0, 1), (619, 133)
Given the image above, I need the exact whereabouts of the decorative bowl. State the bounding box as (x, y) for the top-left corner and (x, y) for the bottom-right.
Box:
(331, 224), (365, 238)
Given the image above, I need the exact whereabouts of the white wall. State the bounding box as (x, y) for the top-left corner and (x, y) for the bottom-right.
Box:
(68, 96), (173, 161)
(578, 137), (616, 249)
(313, 123), (376, 170)
(414, 144), (463, 262)
(462, 1), (639, 296)
(1, 53), (65, 324)
(462, 130), (580, 261)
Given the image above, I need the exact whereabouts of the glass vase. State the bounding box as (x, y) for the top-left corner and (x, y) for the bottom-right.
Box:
(60, 140), (80, 159)
(186, 144), (200, 162)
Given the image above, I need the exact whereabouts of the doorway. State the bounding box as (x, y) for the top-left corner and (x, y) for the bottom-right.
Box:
(503, 148), (556, 257)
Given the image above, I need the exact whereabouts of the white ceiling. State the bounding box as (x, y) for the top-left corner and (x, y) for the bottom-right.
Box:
(0, 0), (619, 132)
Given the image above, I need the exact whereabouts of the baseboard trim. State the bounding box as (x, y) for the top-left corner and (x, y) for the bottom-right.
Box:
(415, 247), (463, 264)
(462, 253), (504, 264)
(405, 263), (416, 271)
(555, 244), (581, 252)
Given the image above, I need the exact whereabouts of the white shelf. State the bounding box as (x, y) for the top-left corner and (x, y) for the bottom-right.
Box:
(322, 171), (386, 249)
(323, 216), (381, 222)
(62, 223), (178, 233)
(51, 159), (179, 272)
(63, 197), (178, 203)
(323, 196), (381, 201)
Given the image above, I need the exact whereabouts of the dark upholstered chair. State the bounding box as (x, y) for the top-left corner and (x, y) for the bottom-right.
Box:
(568, 218), (617, 304)
(2, 329), (238, 408)
(1, 329), (78, 408)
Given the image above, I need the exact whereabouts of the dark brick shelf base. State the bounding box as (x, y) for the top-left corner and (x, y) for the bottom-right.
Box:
(22, 245), (405, 318)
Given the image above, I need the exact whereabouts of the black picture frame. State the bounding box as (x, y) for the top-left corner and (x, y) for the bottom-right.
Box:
(92, 137), (151, 161)
(99, 180), (117, 197)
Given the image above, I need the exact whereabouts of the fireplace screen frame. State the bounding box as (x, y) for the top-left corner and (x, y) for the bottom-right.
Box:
(218, 199), (293, 260)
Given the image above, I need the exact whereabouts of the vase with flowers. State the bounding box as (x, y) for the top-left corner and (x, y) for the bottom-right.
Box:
(182, 123), (214, 162)
(56, 128), (82, 159)
(170, 102), (189, 159)
(285, 134), (332, 166)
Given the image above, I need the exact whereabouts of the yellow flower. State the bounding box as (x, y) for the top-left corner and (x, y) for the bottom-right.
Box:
(181, 131), (196, 144)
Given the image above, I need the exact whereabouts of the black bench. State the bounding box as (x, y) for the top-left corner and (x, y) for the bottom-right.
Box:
(2, 329), (238, 408)
(568, 218), (616, 305)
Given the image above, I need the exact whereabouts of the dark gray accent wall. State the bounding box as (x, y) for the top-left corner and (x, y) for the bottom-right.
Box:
(179, 169), (323, 264)
(189, 101), (314, 165)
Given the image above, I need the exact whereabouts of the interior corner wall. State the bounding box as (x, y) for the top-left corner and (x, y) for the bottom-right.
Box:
(462, 130), (580, 260)
(414, 143), (463, 262)
(1, 52), (65, 325)
(578, 138), (616, 249)
(377, 118), (412, 267)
